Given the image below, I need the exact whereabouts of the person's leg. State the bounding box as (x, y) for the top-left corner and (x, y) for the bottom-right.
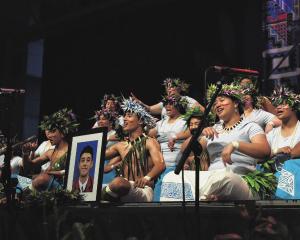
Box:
(31, 173), (51, 191)
(202, 169), (255, 200)
(102, 177), (131, 202)
(120, 181), (154, 202)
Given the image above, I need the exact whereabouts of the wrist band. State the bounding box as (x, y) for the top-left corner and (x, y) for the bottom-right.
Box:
(111, 164), (114, 169)
(144, 175), (151, 181)
(272, 148), (278, 155)
(231, 141), (239, 150)
(268, 121), (275, 127)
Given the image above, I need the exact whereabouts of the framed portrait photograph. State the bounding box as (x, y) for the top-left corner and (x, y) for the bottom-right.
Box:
(65, 127), (107, 202)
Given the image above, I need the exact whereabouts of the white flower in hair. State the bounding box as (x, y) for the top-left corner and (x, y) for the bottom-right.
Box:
(121, 97), (157, 128)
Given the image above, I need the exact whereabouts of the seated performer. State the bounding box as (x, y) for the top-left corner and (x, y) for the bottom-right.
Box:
(11, 130), (55, 176)
(93, 108), (119, 148)
(148, 95), (188, 169)
(241, 83), (281, 133)
(102, 98), (165, 202)
(92, 94), (123, 129)
(23, 108), (79, 191)
(181, 107), (210, 171)
(239, 77), (277, 115)
(93, 108), (122, 186)
(72, 145), (94, 193)
(161, 84), (270, 201)
(131, 78), (204, 118)
(267, 87), (300, 167)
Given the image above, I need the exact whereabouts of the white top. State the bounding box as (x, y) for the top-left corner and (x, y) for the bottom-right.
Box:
(267, 121), (300, 150)
(35, 140), (55, 172)
(106, 130), (118, 149)
(155, 117), (187, 167)
(206, 119), (264, 175)
(160, 96), (197, 120)
(242, 109), (275, 129)
(79, 178), (89, 192)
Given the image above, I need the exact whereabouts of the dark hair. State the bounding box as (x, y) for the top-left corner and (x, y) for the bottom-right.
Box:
(80, 145), (94, 160)
(187, 115), (202, 128)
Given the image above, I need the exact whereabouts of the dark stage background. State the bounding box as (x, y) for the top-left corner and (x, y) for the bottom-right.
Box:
(39, 0), (263, 131)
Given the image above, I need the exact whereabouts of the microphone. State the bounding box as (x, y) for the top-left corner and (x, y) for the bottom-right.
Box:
(212, 66), (259, 75)
(0, 88), (26, 95)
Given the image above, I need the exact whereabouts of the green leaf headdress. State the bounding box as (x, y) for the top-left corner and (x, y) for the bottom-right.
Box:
(121, 97), (157, 129)
(162, 95), (189, 114)
(207, 83), (243, 102)
(182, 106), (216, 126)
(39, 108), (80, 136)
(163, 78), (190, 93)
(270, 86), (300, 112)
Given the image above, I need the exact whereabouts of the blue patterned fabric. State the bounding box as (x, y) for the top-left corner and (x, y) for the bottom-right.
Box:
(153, 167), (175, 201)
(275, 159), (300, 199)
(160, 182), (194, 201)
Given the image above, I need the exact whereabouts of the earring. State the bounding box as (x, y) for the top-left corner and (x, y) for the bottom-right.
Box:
(235, 108), (238, 113)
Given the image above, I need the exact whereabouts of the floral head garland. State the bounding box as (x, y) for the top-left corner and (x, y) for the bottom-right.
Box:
(39, 108), (79, 136)
(207, 83), (243, 102)
(270, 86), (300, 111)
(121, 97), (157, 129)
(95, 108), (118, 123)
(162, 95), (189, 114)
(241, 83), (259, 107)
(101, 94), (121, 111)
(163, 78), (190, 93)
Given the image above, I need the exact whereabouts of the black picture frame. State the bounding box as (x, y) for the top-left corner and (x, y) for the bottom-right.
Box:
(65, 127), (107, 202)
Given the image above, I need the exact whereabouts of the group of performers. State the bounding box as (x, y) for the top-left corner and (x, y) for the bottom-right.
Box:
(2, 75), (300, 202)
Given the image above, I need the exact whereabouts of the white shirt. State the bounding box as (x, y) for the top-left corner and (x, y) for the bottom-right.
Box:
(242, 109), (275, 129)
(156, 117), (187, 167)
(267, 121), (300, 150)
(79, 178), (89, 192)
(35, 140), (55, 172)
(207, 119), (264, 175)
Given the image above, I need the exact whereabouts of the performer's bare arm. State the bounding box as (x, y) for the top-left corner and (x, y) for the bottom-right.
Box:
(261, 97), (276, 115)
(222, 134), (270, 164)
(105, 143), (121, 159)
(134, 138), (165, 188)
(104, 156), (122, 173)
(146, 138), (165, 179)
(46, 170), (65, 176)
(130, 92), (162, 115)
(275, 141), (300, 158)
(291, 142), (300, 158)
(147, 128), (157, 138)
(23, 149), (52, 165)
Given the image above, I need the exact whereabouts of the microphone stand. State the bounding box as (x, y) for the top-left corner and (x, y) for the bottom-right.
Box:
(175, 80), (223, 209)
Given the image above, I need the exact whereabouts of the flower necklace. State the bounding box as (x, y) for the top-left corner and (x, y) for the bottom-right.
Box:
(223, 117), (243, 132)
